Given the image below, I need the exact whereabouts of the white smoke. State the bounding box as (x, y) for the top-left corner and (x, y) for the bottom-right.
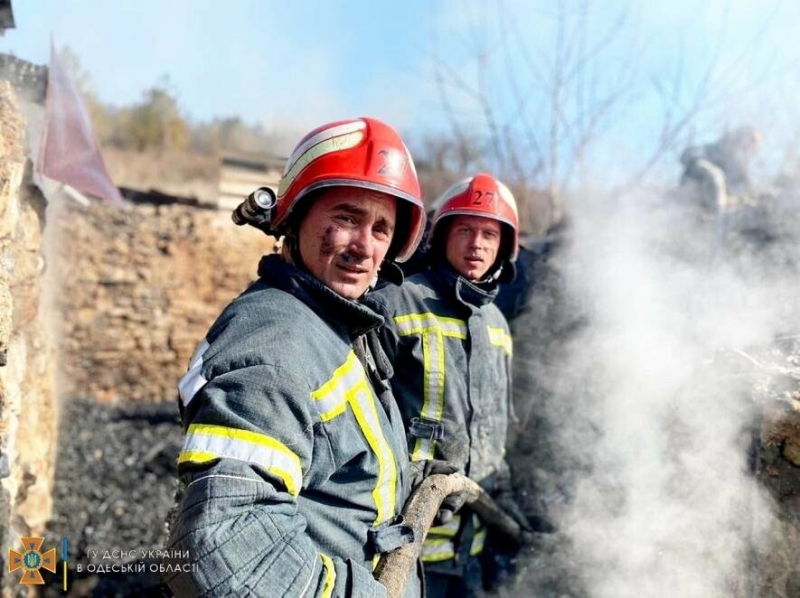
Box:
(518, 190), (797, 597)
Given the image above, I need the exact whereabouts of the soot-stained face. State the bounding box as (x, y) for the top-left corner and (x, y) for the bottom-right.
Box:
(298, 186), (397, 299)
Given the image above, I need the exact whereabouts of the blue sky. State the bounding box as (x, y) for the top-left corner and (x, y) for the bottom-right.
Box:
(1, 1), (441, 129)
(3, 1), (800, 184)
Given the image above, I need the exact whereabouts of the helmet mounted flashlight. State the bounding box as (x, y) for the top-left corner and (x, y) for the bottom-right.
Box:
(232, 187), (278, 230)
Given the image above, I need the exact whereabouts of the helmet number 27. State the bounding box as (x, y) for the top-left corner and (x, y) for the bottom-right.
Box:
(377, 149), (409, 178)
(471, 190), (495, 206)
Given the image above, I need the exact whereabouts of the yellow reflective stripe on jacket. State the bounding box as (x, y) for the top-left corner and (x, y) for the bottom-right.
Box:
(427, 515), (461, 538)
(319, 553), (336, 598)
(394, 313), (467, 339)
(394, 313), (467, 461)
(487, 325), (513, 356)
(420, 537), (455, 563)
(311, 351), (398, 525)
(178, 424), (303, 497)
(411, 329), (445, 461)
(424, 514), (485, 561)
(470, 515), (487, 556)
(312, 351), (364, 420)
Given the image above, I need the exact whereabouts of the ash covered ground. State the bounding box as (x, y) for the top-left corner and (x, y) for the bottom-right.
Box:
(43, 397), (182, 597)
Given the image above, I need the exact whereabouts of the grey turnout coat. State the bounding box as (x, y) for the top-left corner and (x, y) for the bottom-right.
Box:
(165, 255), (416, 597)
(363, 262), (514, 569)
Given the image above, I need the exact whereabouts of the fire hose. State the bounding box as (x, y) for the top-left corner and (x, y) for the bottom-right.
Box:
(374, 473), (531, 598)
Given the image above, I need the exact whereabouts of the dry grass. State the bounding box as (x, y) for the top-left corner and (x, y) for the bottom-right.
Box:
(102, 147), (219, 202)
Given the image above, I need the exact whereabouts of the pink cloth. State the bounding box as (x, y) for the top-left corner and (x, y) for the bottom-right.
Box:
(38, 44), (124, 206)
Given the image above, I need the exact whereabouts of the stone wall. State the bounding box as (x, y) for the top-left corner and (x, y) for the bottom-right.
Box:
(53, 197), (275, 403)
(0, 81), (57, 585)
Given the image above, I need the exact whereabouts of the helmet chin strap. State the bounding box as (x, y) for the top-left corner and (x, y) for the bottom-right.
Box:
(479, 259), (516, 286)
(281, 232), (306, 271)
(376, 260), (404, 286)
(482, 263), (504, 284)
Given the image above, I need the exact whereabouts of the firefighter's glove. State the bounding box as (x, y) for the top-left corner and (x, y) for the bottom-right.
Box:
(408, 460), (466, 525)
(408, 459), (460, 490)
(435, 491), (468, 526)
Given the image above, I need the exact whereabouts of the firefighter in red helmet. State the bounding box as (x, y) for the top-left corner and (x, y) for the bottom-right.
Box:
(364, 173), (530, 597)
(166, 117), (428, 597)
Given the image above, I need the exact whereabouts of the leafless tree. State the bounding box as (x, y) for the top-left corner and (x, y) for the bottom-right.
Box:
(427, 0), (790, 235)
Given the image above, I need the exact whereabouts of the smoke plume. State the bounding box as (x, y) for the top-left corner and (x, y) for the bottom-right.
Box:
(510, 189), (799, 597)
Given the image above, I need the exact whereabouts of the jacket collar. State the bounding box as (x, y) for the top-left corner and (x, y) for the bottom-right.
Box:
(429, 259), (499, 309)
(257, 254), (384, 339)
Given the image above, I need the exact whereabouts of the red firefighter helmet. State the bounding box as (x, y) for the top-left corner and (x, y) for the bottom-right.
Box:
(430, 173), (519, 261)
(273, 117), (425, 262)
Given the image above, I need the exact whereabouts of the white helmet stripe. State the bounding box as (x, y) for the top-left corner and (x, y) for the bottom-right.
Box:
(278, 121), (366, 197)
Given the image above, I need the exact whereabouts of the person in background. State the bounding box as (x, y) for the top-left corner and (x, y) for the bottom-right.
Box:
(680, 125), (762, 212)
(164, 117), (429, 597)
(364, 173), (530, 597)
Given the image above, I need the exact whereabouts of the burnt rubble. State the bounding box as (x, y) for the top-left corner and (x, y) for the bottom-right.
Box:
(42, 397), (182, 597)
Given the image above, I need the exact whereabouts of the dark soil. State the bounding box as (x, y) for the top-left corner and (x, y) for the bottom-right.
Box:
(41, 397), (182, 597)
